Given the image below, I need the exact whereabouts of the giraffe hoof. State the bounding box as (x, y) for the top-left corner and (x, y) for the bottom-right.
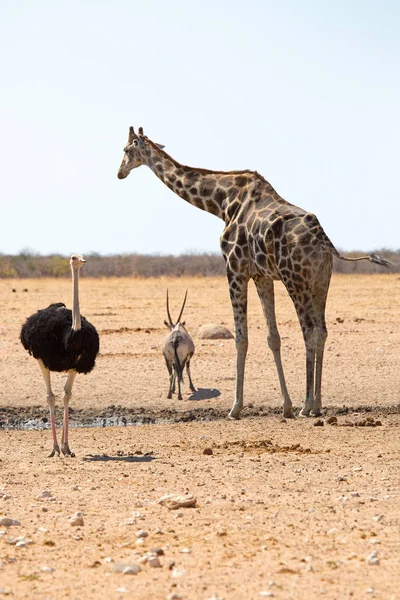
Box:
(311, 410), (322, 417)
(299, 410), (311, 418)
(283, 410), (295, 419)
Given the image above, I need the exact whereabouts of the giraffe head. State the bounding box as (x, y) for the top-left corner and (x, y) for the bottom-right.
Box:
(117, 126), (164, 179)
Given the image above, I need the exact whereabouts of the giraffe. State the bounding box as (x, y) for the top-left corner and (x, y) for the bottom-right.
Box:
(117, 126), (392, 419)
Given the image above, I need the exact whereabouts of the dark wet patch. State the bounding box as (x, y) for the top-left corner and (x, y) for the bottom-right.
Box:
(0, 404), (398, 431)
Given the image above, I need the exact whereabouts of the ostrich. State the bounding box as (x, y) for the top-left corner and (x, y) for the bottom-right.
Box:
(20, 254), (99, 457)
(163, 290), (196, 400)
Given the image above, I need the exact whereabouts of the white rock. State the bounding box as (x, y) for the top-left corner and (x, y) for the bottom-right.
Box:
(40, 566), (55, 573)
(120, 518), (136, 527)
(104, 557), (114, 563)
(197, 324), (234, 339)
(167, 594), (184, 600)
(112, 562), (141, 575)
(37, 490), (53, 501)
(116, 587), (128, 593)
(15, 538), (33, 548)
(259, 593), (275, 598)
(0, 518), (20, 527)
(69, 512), (84, 527)
(366, 551), (380, 566)
(136, 538), (145, 546)
(158, 494), (197, 510)
(171, 568), (187, 578)
(135, 529), (148, 538)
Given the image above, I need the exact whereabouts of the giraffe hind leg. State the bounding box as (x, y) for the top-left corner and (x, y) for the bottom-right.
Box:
(253, 276), (293, 418)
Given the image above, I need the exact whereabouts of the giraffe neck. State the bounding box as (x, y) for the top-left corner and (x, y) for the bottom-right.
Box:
(142, 139), (243, 220)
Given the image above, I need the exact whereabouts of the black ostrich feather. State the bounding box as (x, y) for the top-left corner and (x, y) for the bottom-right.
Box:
(20, 303), (99, 374)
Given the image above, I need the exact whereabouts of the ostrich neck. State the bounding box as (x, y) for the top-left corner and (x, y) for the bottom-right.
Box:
(71, 268), (81, 331)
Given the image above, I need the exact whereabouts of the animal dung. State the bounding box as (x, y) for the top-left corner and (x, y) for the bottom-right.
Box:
(197, 324), (234, 339)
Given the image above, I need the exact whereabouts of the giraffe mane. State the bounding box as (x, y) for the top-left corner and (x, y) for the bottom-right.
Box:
(144, 137), (275, 189)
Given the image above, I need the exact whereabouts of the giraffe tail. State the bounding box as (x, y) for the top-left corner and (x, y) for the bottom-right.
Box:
(333, 250), (394, 270)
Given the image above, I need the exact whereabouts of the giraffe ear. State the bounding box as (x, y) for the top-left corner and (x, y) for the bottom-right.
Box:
(156, 143), (165, 150)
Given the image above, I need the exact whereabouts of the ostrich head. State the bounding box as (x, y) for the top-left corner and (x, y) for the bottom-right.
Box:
(70, 254), (86, 271)
(117, 126), (164, 179)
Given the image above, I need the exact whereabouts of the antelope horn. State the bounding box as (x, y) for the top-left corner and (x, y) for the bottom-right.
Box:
(176, 289), (188, 324)
(128, 126), (135, 143)
(166, 289), (174, 326)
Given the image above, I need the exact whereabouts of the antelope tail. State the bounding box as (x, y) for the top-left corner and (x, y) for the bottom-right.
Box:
(173, 338), (183, 383)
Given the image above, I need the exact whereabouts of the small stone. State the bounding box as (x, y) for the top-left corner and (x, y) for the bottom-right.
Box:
(366, 551), (380, 566)
(167, 594), (184, 600)
(70, 512), (84, 527)
(104, 557), (114, 563)
(350, 492), (360, 497)
(120, 518), (136, 527)
(15, 538), (33, 548)
(314, 420), (324, 427)
(116, 588), (128, 594)
(0, 518), (20, 527)
(148, 556), (161, 568)
(37, 490), (54, 501)
(372, 515), (383, 522)
(326, 416), (338, 425)
(0, 588), (12, 596)
(136, 538), (145, 545)
(158, 494), (197, 510)
(112, 562), (141, 575)
(259, 593), (275, 598)
(203, 448), (213, 455)
(135, 529), (148, 538)
(171, 568), (186, 578)
(151, 548), (165, 556)
(40, 565), (55, 573)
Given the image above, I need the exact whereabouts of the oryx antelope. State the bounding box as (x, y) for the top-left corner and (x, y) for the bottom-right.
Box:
(163, 290), (196, 400)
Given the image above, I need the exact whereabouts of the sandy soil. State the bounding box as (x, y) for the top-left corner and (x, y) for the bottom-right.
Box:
(0, 274), (399, 599)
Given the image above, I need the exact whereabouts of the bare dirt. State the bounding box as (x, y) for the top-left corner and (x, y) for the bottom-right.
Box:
(0, 274), (399, 599)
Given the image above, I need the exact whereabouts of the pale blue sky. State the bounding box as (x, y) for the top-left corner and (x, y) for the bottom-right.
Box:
(1, 0), (399, 255)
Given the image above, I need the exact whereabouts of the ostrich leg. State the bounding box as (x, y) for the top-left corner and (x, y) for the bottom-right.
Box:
(37, 359), (59, 457)
(61, 371), (77, 457)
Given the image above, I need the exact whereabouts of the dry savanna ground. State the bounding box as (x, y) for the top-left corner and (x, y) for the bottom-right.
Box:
(0, 274), (399, 600)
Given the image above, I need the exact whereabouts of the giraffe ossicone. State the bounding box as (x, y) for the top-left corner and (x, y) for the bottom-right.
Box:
(117, 126), (392, 419)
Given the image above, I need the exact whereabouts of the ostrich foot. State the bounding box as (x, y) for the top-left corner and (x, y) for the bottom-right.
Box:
(228, 411), (241, 420)
(49, 444), (60, 458)
(61, 443), (75, 458)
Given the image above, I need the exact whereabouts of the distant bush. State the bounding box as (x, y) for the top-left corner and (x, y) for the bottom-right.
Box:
(0, 250), (397, 278)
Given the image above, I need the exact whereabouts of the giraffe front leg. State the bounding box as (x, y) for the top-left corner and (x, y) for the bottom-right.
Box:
(254, 277), (293, 418)
(61, 371), (77, 457)
(227, 274), (249, 420)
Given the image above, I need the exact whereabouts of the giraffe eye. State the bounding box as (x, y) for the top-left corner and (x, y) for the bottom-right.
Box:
(133, 139), (139, 147)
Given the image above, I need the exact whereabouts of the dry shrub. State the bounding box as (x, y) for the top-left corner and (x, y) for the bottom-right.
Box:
(0, 250), (397, 278)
